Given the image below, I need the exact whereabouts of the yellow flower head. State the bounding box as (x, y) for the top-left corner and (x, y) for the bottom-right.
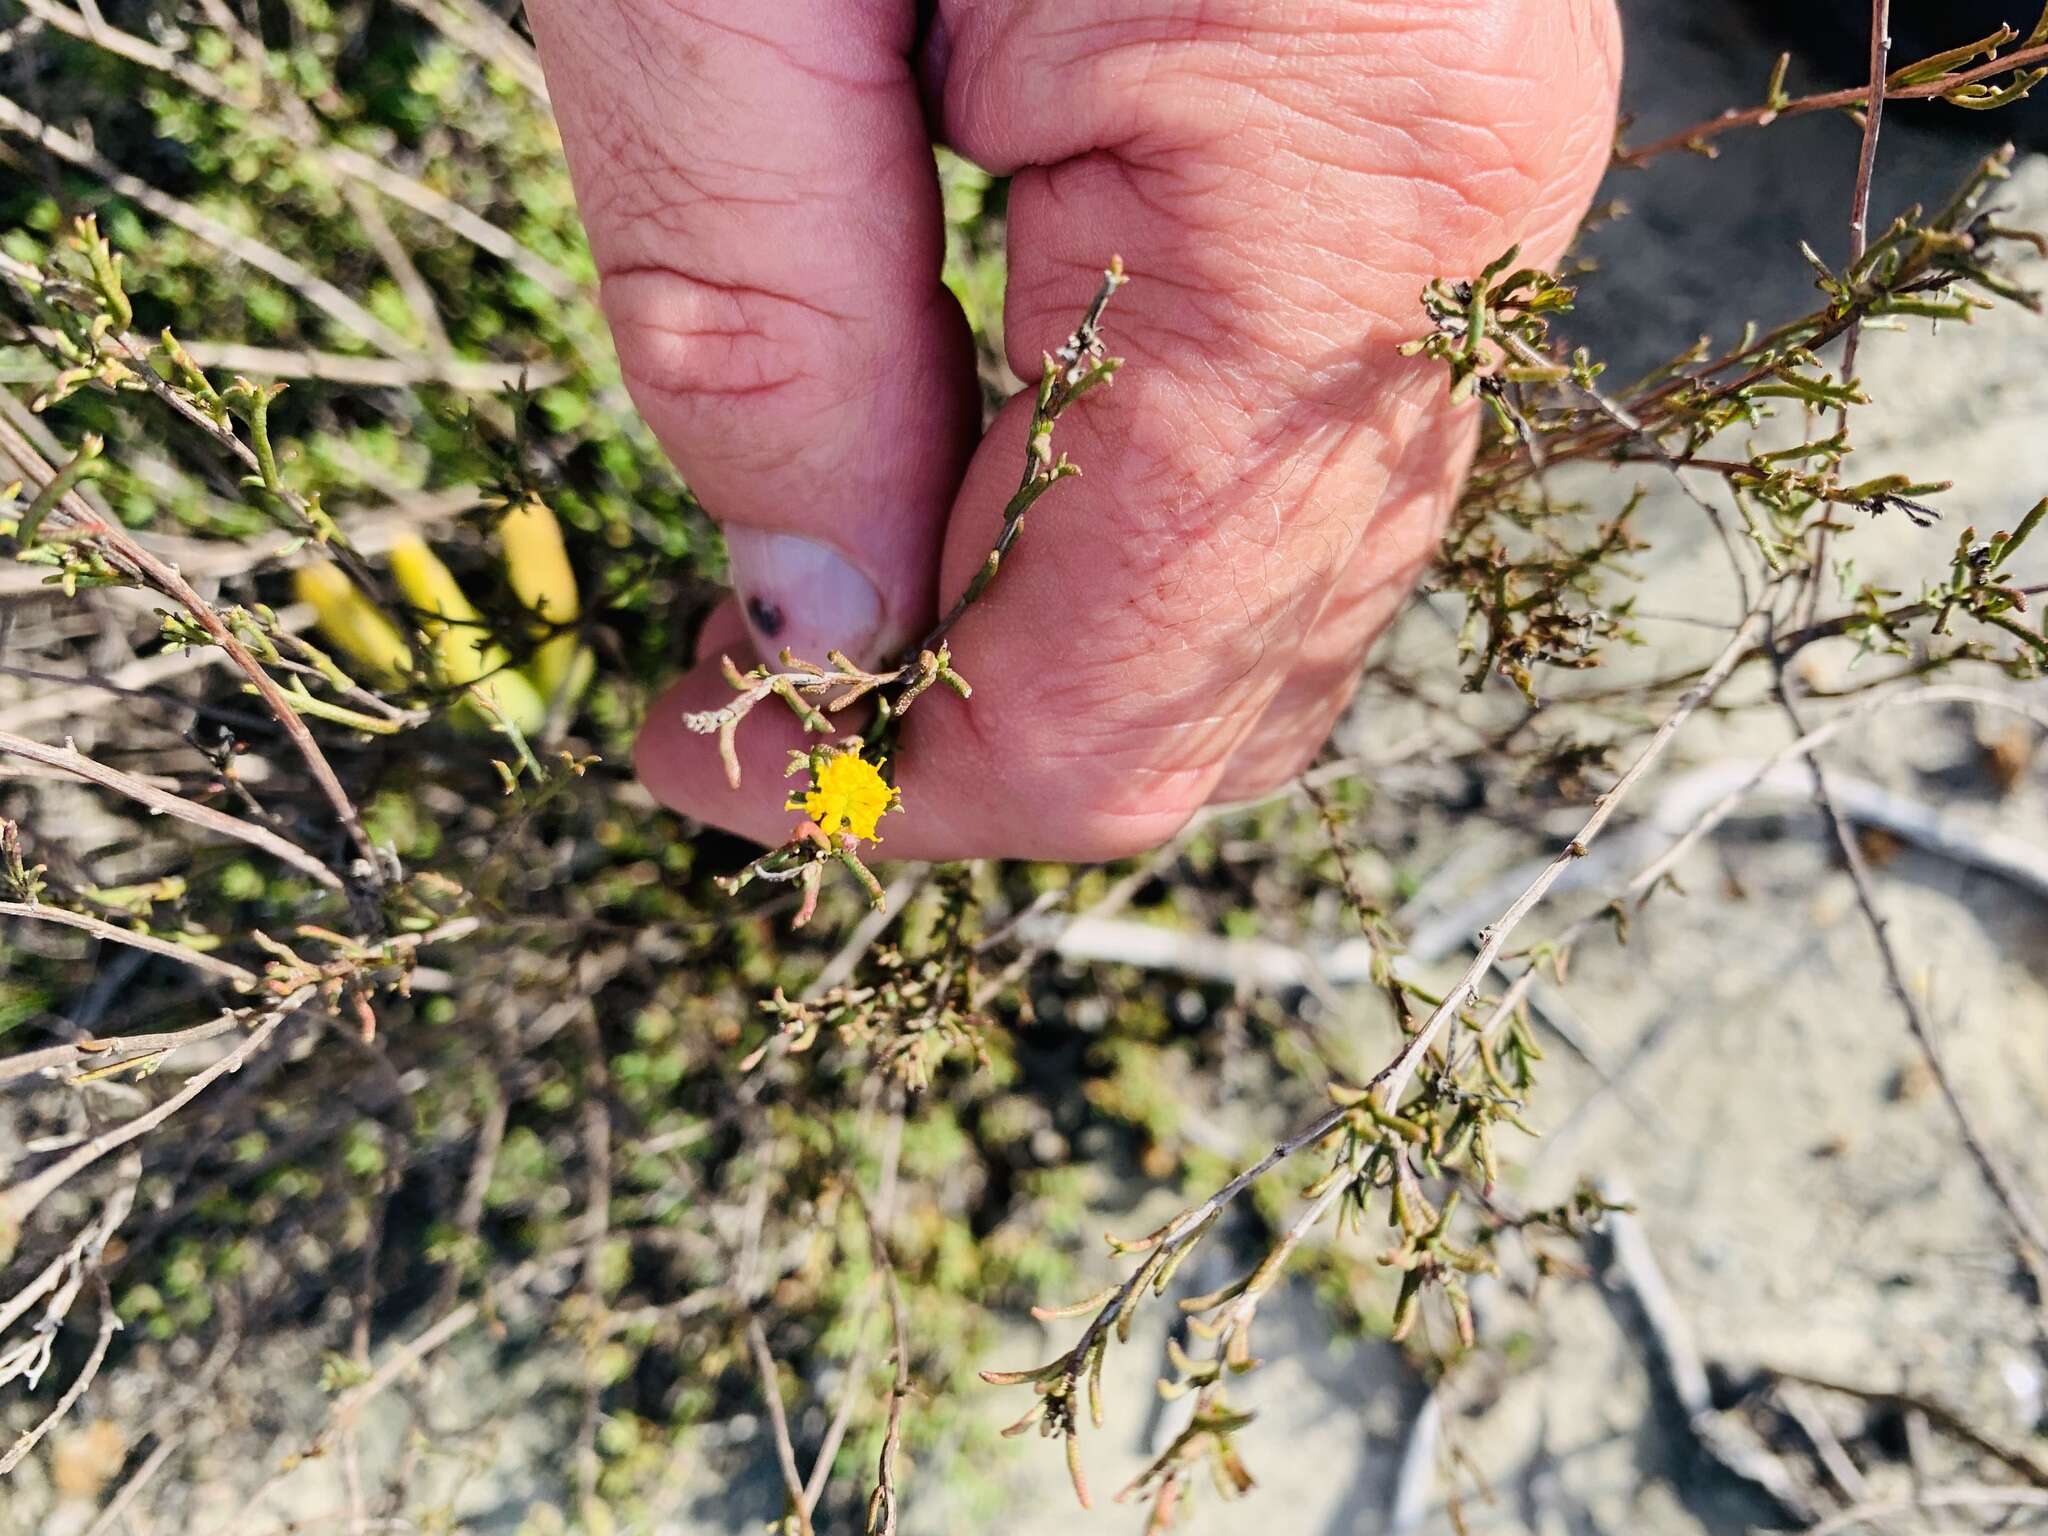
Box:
(789, 751), (899, 843)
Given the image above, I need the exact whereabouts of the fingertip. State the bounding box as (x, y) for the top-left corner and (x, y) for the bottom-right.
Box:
(725, 527), (892, 668)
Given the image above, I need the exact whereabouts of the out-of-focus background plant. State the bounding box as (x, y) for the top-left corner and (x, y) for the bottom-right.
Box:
(2, 3), (2048, 1535)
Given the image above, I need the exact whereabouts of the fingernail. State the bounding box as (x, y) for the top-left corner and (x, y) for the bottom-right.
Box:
(724, 528), (885, 669)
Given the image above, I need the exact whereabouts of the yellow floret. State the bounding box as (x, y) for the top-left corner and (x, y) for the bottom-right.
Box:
(788, 751), (900, 843)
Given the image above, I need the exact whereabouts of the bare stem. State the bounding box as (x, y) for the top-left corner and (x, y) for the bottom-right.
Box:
(1615, 39), (2048, 169)
(0, 899), (258, 986)
(747, 1316), (817, 1536)
(1372, 603), (1770, 1107)
(1805, 0), (1894, 627)
(0, 730), (341, 890)
(0, 989), (309, 1239)
(1768, 657), (2048, 1281)
(0, 1279), (118, 1475)
(0, 414), (378, 880)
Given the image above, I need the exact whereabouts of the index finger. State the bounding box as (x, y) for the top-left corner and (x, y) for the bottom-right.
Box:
(529, 0), (978, 665)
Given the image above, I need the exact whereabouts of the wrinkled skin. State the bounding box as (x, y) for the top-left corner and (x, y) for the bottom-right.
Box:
(529, 0), (1622, 860)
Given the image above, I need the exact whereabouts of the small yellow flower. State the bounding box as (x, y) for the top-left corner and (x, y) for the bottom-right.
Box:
(789, 751), (899, 843)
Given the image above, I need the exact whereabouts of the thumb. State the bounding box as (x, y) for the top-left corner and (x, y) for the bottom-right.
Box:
(528, 0), (978, 666)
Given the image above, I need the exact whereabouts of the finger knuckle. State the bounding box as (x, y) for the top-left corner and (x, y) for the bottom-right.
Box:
(600, 266), (824, 415)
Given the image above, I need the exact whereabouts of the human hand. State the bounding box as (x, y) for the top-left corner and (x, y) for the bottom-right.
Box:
(530, 0), (1621, 860)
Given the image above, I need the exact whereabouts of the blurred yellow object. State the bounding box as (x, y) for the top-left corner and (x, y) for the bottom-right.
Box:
(497, 495), (590, 704)
(299, 517), (588, 738)
(389, 533), (489, 681)
(295, 560), (413, 685)
(388, 534), (547, 734)
(499, 496), (579, 624)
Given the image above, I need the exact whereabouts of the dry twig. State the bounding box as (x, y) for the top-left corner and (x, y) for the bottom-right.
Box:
(0, 1278), (117, 1476)
(1615, 38), (2048, 168)
(746, 1315), (816, 1536)
(0, 989), (309, 1242)
(1771, 661), (2048, 1286)
(0, 899), (258, 987)
(0, 93), (418, 359)
(0, 730), (341, 890)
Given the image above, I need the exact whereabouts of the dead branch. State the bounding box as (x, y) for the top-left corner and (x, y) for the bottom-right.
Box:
(799, 1305), (876, 1516)
(14, 329), (565, 392)
(1771, 667), (2048, 1284)
(1373, 605), (1771, 1106)
(0, 900), (258, 987)
(0, 1009), (247, 1089)
(1765, 1366), (2048, 1488)
(746, 1315), (816, 1536)
(0, 1278), (117, 1476)
(1472, 681), (2048, 1038)
(78, 1434), (181, 1536)
(0, 988), (309, 1243)
(279, 1249), (579, 1475)
(0, 1155), (136, 1352)
(1806, 1484), (2048, 1535)
(860, 1188), (912, 1536)
(0, 731), (341, 890)
(0, 415), (379, 876)
(4, 0), (573, 299)
(1602, 1197), (1819, 1522)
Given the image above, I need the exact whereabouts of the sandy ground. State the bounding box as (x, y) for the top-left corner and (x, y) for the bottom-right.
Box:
(9, 3), (2048, 1533)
